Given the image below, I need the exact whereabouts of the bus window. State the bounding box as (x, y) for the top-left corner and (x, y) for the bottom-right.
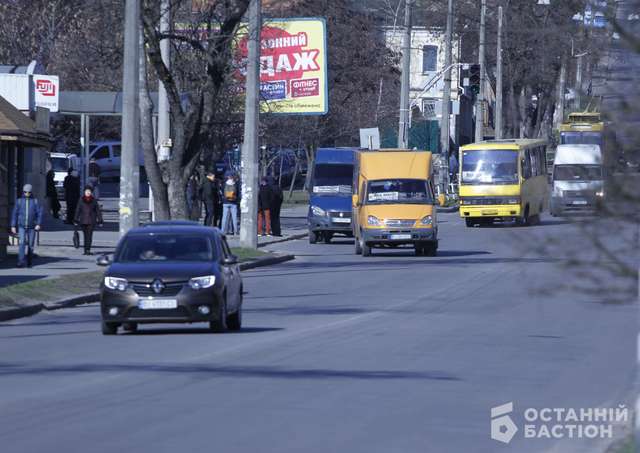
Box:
(560, 132), (602, 146)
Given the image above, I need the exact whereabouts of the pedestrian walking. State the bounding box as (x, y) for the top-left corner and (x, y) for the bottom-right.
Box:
(258, 177), (273, 236)
(449, 150), (459, 183)
(213, 172), (224, 228)
(186, 173), (202, 221)
(202, 171), (221, 227)
(88, 158), (101, 199)
(63, 169), (81, 224)
(221, 173), (239, 235)
(269, 176), (284, 236)
(11, 184), (43, 268)
(46, 168), (61, 219)
(74, 185), (103, 255)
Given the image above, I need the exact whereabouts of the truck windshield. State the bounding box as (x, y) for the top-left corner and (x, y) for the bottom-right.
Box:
(461, 150), (518, 184)
(560, 132), (602, 146)
(312, 164), (352, 195)
(51, 157), (70, 172)
(366, 179), (432, 205)
(554, 165), (603, 181)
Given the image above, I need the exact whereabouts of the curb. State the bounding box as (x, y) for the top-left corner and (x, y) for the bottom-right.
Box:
(0, 303), (45, 322)
(257, 232), (307, 248)
(0, 253), (295, 322)
(239, 253), (295, 270)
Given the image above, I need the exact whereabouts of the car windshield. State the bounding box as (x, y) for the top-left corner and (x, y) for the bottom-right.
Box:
(461, 150), (519, 184)
(51, 157), (70, 172)
(116, 233), (216, 262)
(560, 132), (602, 146)
(366, 179), (432, 205)
(554, 165), (603, 181)
(312, 164), (353, 195)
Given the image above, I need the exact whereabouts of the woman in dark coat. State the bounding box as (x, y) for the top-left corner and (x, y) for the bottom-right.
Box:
(74, 185), (103, 255)
(63, 169), (81, 224)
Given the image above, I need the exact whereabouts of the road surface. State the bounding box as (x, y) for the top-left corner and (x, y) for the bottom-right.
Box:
(0, 211), (636, 453)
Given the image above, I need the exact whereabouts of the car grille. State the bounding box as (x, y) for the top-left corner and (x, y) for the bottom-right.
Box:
(131, 282), (185, 297)
(563, 190), (591, 198)
(329, 211), (351, 219)
(384, 219), (416, 228)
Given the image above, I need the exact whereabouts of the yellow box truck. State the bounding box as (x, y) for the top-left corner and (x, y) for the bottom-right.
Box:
(352, 150), (438, 257)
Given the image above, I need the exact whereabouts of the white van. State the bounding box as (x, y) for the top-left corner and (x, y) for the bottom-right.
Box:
(48, 153), (74, 199)
(550, 144), (604, 215)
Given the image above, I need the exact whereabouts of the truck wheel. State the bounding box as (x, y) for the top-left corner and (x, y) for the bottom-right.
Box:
(309, 230), (318, 244)
(324, 232), (333, 244)
(465, 218), (475, 227)
(424, 243), (438, 257)
(362, 241), (372, 257)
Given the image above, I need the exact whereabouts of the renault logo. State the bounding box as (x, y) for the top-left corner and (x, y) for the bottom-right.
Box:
(152, 279), (165, 294)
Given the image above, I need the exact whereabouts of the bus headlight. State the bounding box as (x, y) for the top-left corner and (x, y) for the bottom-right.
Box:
(311, 205), (326, 217)
(420, 215), (433, 226)
(367, 215), (381, 226)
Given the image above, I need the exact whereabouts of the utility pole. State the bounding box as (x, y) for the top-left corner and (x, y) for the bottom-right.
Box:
(239, 0), (261, 249)
(397, 0), (413, 149)
(495, 5), (504, 139)
(575, 53), (583, 111)
(440, 0), (454, 191)
(157, 0), (171, 163)
(475, 0), (486, 142)
(556, 58), (566, 127)
(119, 0), (140, 236)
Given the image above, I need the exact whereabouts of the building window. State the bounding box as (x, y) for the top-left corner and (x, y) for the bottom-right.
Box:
(422, 45), (438, 73)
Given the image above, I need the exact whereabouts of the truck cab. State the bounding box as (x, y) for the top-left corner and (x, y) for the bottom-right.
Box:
(352, 150), (437, 257)
(307, 148), (357, 244)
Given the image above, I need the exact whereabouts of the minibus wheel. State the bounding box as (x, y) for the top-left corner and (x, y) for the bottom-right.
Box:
(465, 218), (475, 227)
(309, 230), (318, 244)
(424, 243), (437, 257)
(355, 235), (362, 254)
(362, 241), (371, 257)
(324, 232), (333, 244)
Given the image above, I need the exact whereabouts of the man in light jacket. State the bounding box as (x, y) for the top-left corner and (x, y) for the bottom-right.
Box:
(11, 184), (43, 267)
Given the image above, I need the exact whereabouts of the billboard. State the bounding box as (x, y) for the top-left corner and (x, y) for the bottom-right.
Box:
(33, 75), (59, 112)
(236, 18), (328, 115)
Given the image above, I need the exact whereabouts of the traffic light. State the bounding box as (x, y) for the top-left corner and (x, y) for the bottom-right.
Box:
(460, 64), (480, 95)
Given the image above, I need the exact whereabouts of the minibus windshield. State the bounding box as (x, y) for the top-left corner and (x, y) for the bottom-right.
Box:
(366, 179), (432, 205)
(461, 150), (518, 184)
(554, 165), (603, 181)
(560, 132), (602, 146)
(312, 164), (353, 195)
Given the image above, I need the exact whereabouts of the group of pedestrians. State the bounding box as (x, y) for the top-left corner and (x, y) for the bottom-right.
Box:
(189, 171), (283, 236)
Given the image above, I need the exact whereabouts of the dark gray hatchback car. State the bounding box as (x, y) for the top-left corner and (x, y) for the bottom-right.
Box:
(97, 223), (243, 335)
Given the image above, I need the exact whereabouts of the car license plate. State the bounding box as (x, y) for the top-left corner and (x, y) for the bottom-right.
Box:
(138, 299), (178, 310)
(390, 234), (412, 240)
(333, 217), (351, 223)
(572, 200), (588, 205)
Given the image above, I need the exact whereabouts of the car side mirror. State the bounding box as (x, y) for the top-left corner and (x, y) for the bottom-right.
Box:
(223, 255), (238, 266)
(96, 254), (112, 266)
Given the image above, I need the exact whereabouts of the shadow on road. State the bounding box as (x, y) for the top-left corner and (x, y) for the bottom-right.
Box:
(0, 362), (460, 381)
(130, 326), (284, 335)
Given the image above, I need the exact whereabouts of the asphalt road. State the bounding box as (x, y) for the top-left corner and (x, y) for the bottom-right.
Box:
(0, 211), (636, 453)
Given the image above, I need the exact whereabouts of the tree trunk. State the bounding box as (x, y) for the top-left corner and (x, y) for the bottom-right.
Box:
(167, 175), (188, 219)
(139, 35), (170, 220)
(304, 144), (315, 191)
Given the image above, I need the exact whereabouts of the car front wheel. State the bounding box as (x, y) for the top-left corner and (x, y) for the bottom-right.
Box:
(227, 291), (243, 331)
(102, 321), (118, 335)
(210, 296), (228, 333)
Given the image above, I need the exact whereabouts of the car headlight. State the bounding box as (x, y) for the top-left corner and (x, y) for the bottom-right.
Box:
(596, 190), (604, 198)
(189, 275), (216, 290)
(104, 276), (128, 292)
(505, 197), (520, 205)
(420, 215), (433, 226)
(367, 215), (381, 226)
(311, 205), (326, 217)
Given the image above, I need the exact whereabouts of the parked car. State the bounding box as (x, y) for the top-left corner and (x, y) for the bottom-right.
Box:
(78, 141), (145, 180)
(97, 222), (243, 335)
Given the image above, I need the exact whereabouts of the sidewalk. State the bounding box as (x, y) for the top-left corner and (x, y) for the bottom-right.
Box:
(0, 204), (308, 287)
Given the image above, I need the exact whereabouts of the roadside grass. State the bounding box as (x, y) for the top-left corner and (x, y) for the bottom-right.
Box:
(0, 250), (267, 310)
(0, 271), (104, 308)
